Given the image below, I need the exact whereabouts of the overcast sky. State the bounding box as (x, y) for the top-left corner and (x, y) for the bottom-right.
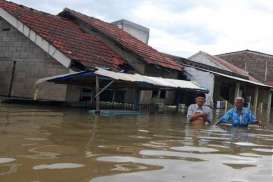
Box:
(11, 0), (273, 57)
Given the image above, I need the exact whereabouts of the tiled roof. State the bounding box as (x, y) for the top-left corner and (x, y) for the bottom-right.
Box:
(59, 8), (183, 71)
(0, 0), (126, 70)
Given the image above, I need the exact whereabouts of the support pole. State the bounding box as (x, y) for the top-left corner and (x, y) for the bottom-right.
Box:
(235, 82), (240, 98)
(33, 87), (39, 101)
(224, 100), (228, 113)
(134, 89), (140, 111)
(253, 87), (259, 114)
(157, 89), (161, 99)
(95, 76), (100, 114)
(266, 90), (272, 122)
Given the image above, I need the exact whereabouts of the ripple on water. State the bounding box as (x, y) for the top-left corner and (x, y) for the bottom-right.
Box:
(33, 163), (84, 170)
(239, 153), (262, 157)
(252, 148), (273, 153)
(171, 146), (218, 153)
(234, 142), (260, 147)
(222, 155), (258, 165)
(24, 137), (48, 141)
(0, 158), (16, 164)
(138, 130), (149, 133)
(112, 163), (148, 172)
(198, 136), (230, 141)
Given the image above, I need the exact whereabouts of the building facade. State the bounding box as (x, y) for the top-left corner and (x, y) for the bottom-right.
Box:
(0, 0), (182, 106)
(173, 51), (272, 120)
(217, 50), (273, 86)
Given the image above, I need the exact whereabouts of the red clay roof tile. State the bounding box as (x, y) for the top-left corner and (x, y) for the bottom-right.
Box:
(60, 8), (183, 71)
(0, 1), (126, 70)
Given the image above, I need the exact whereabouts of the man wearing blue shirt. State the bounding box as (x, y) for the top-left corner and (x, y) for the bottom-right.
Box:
(217, 97), (262, 127)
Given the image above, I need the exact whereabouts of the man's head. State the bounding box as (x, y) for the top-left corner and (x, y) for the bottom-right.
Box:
(195, 93), (206, 107)
(234, 97), (245, 110)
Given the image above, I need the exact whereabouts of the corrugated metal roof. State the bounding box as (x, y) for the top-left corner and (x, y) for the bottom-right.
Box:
(211, 71), (272, 88)
(95, 68), (204, 90)
(36, 68), (206, 91)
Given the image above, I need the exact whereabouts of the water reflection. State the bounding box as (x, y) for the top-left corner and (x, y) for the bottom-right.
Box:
(0, 104), (272, 182)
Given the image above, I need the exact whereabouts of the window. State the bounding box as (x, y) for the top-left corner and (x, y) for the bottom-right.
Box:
(79, 88), (92, 102)
(160, 90), (166, 99)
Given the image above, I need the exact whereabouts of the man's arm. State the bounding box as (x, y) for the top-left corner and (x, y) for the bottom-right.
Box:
(249, 111), (257, 124)
(217, 109), (232, 125)
(190, 112), (207, 121)
(248, 110), (263, 126)
(187, 105), (205, 122)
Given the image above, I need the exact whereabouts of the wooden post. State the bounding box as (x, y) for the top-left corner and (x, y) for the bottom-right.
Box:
(267, 90), (272, 122)
(224, 100), (228, 113)
(253, 87), (259, 114)
(175, 90), (180, 112)
(112, 91), (116, 103)
(134, 89), (140, 111)
(95, 76), (100, 114)
(157, 90), (161, 99)
(33, 87), (39, 101)
(235, 82), (240, 98)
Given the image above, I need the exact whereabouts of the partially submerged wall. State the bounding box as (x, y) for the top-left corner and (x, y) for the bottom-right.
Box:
(0, 18), (68, 101)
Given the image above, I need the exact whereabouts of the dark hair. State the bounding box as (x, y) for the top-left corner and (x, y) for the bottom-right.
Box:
(195, 92), (206, 98)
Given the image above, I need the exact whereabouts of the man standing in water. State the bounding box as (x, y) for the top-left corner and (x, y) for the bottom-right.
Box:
(187, 93), (213, 125)
(217, 97), (262, 127)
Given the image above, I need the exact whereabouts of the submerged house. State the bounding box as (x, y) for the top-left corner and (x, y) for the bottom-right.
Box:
(172, 51), (272, 118)
(0, 0), (187, 106)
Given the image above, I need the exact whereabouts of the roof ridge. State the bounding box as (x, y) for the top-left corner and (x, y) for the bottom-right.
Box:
(191, 51), (251, 78)
(59, 8), (182, 71)
(217, 49), (273, 57)
(2, 0), (55, 17)
(62, 8), (152, 48)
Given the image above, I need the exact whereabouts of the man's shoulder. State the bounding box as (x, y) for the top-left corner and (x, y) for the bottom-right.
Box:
(227, 108), (235, 113)
(243, 107), (252, 113)
(188, 104), (196, 109)
(203, 105), (212, 111)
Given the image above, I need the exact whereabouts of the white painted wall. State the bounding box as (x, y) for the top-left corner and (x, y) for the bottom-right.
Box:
(190, 52), (229, 71)
(123, 25), (149, 44)
(185, 66), (215, 106)
(112, 20), (149, 44)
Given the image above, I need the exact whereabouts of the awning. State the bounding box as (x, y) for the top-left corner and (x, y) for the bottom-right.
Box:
(185, 66), (272, 88)
(211, 71), (272, 88)
(35, 68), (207, 92)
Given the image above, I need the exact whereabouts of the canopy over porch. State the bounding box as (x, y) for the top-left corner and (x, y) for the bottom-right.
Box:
(36, 68), (207, 91)
(35, 68), (207, 113)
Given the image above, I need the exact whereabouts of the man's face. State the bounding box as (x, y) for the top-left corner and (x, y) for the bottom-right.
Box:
(235, 99), (244, 109)
(195, 96), (205, 106)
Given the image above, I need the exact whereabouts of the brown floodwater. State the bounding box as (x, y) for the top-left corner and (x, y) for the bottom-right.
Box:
(0, 104), (273, 182)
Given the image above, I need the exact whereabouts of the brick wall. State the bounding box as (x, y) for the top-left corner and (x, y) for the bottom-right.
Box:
(218, 51), (273, 83)
(0, 18), (68, 101)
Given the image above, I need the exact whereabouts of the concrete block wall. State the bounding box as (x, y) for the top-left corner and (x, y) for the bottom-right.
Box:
(0, 60), (13, 95)
(0, 18), (68, 101)
(218, 52), (273, 83)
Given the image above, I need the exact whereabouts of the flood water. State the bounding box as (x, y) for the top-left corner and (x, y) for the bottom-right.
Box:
(0, 104), (273, 182)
